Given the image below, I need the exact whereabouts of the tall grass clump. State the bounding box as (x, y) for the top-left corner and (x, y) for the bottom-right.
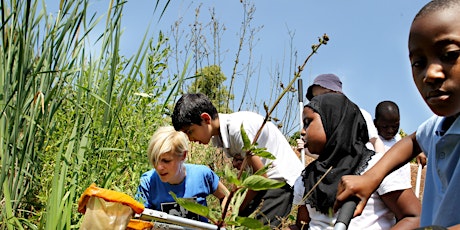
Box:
(1, 0), (177, 228)
(1, 0), (326, 228)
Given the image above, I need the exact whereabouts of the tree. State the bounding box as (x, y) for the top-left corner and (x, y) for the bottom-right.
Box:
(188, 65), (234, 113)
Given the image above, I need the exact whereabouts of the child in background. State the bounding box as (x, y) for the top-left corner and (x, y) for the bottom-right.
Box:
(305, 73), (385, 154)
(374, 101), (402, 148)
(335, 0), (460, 228)
(172, 93), (304, 228)
(136, 126), (228, 222)
(374, 101), (412, 185)
(288, 93), (420, 230)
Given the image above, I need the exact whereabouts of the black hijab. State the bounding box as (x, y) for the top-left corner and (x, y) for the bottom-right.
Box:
(302, 93), (375, 214)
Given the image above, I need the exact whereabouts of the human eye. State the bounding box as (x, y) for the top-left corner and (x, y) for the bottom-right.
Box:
(410, 55), (426, 69)
(440, 50), (460, 63)
(161, 159), (171, 164)
(303, 118), (311, 129)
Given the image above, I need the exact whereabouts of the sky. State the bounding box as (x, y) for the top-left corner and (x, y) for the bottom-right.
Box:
(47, 0), (433, 134)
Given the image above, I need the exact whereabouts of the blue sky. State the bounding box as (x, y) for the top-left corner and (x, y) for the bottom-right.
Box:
(48, 0), (433, 134)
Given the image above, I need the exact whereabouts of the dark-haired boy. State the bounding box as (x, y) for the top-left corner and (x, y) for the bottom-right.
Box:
(172, 93), (304, 227)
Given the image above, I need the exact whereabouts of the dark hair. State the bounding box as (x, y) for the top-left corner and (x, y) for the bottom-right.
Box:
(171, 93), (218, 131)
(414, 0), (460, 21)
(375, 100), (400, 120)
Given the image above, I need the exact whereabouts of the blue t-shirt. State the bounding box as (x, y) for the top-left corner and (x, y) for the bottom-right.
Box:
(136, 164), (219, 222)
(417, 115), (460, 227)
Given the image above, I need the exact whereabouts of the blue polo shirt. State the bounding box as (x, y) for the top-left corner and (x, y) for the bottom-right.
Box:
(417, 115), (460, 227)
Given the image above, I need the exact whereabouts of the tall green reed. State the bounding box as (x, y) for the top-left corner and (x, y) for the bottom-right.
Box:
(1, 0), (177, 228)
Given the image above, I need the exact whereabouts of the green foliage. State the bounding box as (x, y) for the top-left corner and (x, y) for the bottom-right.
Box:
(241, 175), (285, 191)
(0, 0), (325, 229)
(171, 168), (285, 228)
(232, 217), (271, 230)
(240, 124), (275, 160)
(0, 0), (179, 228)
(171, 127), (286, 229)
(399, 128), (408, 138)
(170, 192), (215, 221)
(188, 65), (234, 113)
(289, 131), (301, 146)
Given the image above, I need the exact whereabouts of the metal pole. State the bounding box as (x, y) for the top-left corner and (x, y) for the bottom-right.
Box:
(415, 163), (422, 198)
(333, 197), (359, 230)
(298, 79), (305, 165)
(137, 208), (224, 230)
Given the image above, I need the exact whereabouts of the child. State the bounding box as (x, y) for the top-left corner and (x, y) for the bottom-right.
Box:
(172, 93), (304, 227)
(305, 73), (385, 154)
(288, 93), (420, 230)
(375, 101), (427, 167)
(335, 0), (460, 228)
(374, 101), (412, 184)
(136, 126), (229, 222)
(374, 101), (402, 145)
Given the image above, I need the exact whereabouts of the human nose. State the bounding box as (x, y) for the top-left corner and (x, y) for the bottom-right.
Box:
(156, 162), (164, 170)
(300, 124), (307, 136)
(389, 127), (398, 133)
(424, 62), (445, 84)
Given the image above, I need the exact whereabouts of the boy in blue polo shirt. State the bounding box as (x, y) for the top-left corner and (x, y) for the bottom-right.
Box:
(335, 0), (460, 228)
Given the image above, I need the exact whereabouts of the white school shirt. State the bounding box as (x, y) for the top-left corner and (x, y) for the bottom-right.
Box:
(211, 112), (303, 187)
(360, 108), (379, 151)
(293, 153), (412, 229)
(380, 134), (412, 187)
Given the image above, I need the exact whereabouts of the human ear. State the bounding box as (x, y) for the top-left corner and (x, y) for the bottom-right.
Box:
(180, 151), (187, 160)
(200, 113), (212, 124)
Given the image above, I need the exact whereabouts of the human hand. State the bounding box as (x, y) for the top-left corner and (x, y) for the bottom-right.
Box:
(416, 152), (427, 167)
(296, 139), (318, 160)
(296, 138), (305, 150)
(334, 174), (379, 217)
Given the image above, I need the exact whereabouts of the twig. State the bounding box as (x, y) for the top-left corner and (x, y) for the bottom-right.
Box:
(237, 34), (329, 178)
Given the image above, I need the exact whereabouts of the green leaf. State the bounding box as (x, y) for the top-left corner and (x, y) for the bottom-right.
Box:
(223, 165), (241, 186)
(240, 124), (252, 151)
(169, 192), (210, 218)
(242, 175), (286, 191)
(229, 188), (248, 217)
(234, 216), (266, 229)
(253, 163), (271, 176)
(251, 148), (276, 160)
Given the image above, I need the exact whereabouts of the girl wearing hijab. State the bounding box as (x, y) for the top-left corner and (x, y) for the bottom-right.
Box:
(287, 93), (420, 230)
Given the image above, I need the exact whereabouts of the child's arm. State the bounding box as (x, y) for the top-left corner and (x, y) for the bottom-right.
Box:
(334, 132), (421, 216)
(380, 188), (421, 229)
(447, 224), (460, 230)
(213, 181), (230, 211)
